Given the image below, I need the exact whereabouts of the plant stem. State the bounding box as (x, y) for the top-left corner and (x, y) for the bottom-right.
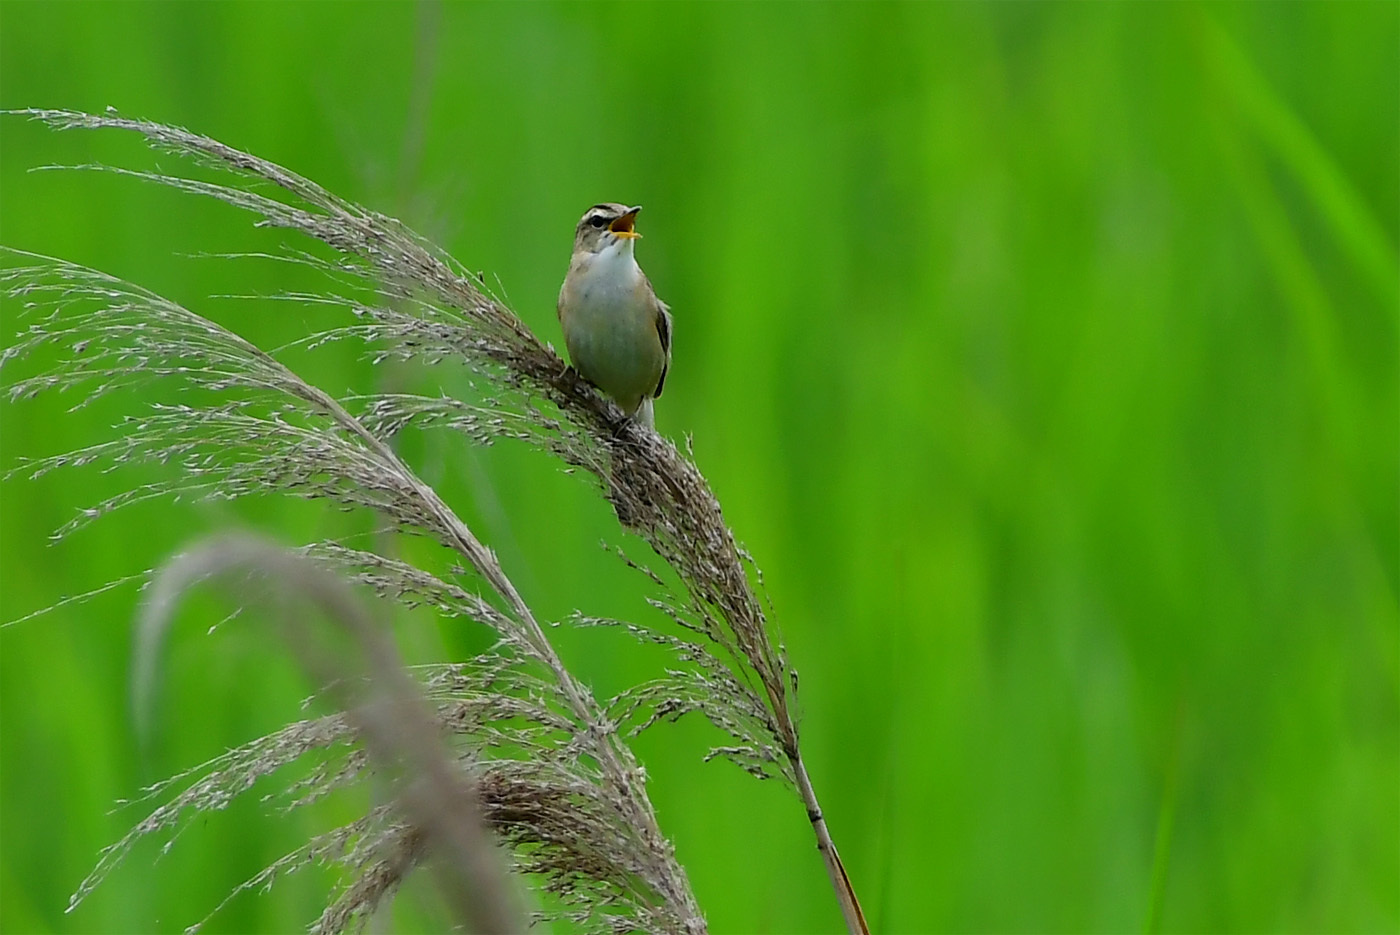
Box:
(794, 755), (868, 935)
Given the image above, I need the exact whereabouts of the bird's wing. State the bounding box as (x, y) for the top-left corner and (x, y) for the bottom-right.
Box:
(653, 298), (672, 399)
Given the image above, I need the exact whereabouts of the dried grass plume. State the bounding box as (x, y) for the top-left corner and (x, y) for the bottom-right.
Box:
(1, 108), (866, 934)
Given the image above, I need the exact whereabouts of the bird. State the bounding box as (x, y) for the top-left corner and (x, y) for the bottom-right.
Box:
(557, 203), (672, 428)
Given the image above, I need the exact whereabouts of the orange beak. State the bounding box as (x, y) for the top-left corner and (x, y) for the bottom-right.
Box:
(609, 206), (642, 239)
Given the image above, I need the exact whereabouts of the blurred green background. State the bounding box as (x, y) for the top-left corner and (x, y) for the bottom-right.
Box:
(1, 2), (1396, 933)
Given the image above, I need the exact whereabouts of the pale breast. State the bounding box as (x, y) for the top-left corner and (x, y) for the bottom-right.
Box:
(561, 249), (665, 415)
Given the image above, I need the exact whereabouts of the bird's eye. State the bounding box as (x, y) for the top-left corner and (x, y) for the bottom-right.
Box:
(588, 215), (611, 229)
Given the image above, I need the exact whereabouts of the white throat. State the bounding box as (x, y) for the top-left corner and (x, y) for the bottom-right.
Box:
(577, 237), (640, 289)
(595, 235), (636, 267)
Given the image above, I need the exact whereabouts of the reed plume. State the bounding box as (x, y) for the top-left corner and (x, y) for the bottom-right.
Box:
(1, 108), (865, 934)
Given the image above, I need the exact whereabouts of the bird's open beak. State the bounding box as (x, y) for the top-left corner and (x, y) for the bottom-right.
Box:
(609, 206), (642, 239)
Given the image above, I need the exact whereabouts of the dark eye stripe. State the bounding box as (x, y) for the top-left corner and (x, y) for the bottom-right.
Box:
(588, 214), (611, 229)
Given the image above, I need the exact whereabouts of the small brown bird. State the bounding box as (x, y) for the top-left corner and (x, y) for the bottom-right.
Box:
(557, 203), (672, 428)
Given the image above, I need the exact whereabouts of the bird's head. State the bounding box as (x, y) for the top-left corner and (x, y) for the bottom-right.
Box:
(573, 203), (642, 255)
